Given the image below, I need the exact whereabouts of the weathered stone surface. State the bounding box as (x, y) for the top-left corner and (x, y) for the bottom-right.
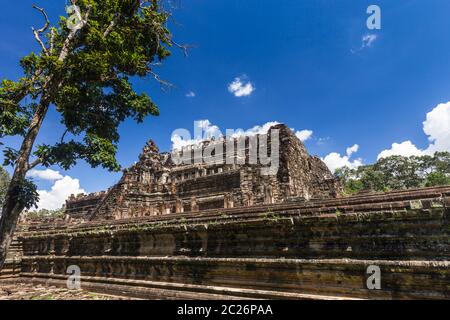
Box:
(7, 126), (450, 300)
(65, 124), (341, 221)
(0, 236), (22, 280)
(0, 281), (133, 300)
(15, 186), (450, 300)
(65, 192), (106, 219)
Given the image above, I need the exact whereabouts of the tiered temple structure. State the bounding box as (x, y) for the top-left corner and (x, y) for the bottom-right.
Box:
(4, 123), (450, 300)
(66, 124), (342, 221)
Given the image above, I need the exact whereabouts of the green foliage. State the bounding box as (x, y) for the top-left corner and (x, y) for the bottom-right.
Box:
(0, 167), (10, 208)
(0, 79), (34, 138)
(0, 1), (178, 210)
(425, 172), (450, 187)
(343, 178), (365, 195)
(336, 152), (450, 195)
(1, 0), (174, 172)
(11, 178), (39, 210)
(34, 133), (120, 171)
(26, 207), (65, 219)
(2, 147), (19, 168)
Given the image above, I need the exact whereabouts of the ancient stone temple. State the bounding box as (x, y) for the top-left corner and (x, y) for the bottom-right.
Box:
(3, 123), (450, 300)
(67, 124), (342, 221)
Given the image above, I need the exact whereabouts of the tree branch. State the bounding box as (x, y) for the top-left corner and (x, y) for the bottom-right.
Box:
(58, 5), (91, 61)
(27, 158), (42, 171)
(170, 39), (191, 57)
(60, 129), (68, 144)
(149, 70), (173, 90)
(103, 13), (121, 37)
(149, 17), (192, 58)
(49, 28), (55, 54)
(31, 5), (50, 55)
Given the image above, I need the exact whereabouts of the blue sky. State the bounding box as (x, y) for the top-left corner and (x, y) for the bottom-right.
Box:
(2, 0), (450, 208)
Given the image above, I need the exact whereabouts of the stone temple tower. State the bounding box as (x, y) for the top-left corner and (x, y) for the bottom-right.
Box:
(67, 124), (342, 221)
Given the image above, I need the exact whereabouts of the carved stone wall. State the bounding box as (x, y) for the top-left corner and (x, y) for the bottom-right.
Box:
(65, 192), (106, 219)
(68, 124), (342, 221)
(17, 186), (450, 299)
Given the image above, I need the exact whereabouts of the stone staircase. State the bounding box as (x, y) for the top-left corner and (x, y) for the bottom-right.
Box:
(0, 237), (22, 280)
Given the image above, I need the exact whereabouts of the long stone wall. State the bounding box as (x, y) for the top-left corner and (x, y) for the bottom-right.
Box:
(16, 186), (450, 299)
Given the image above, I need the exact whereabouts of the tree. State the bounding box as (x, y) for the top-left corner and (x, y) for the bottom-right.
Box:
(432, 152), (450, 175)
(0, 167), (10, 210)
(425, 172), (450, 187)
(0, 0), (180, 270)
(335, 152), (450, 195)
(334, 167), (365, 195)
(26, 207), (66, 219)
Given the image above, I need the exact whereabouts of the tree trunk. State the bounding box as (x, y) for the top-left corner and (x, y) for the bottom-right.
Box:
(0, 99), (50, 270)
(0, 5), (89, 270)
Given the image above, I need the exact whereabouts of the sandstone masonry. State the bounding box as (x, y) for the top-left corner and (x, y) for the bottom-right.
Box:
(66, 124), (342, 221)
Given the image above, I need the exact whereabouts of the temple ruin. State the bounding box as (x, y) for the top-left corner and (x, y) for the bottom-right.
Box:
(66, 124), (342, 221)
(2, 123), (449, 300)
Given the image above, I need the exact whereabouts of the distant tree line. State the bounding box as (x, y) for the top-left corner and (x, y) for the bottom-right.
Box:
(25, 208), (65, 219)
(335, 152), (450, 195)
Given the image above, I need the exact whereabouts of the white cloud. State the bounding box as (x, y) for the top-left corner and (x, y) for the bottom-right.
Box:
(27, 169), (63, 181)
(295, 130), (313, 142)
(171, 120), (317, 150)
(228, 77), (255, 97)
(377, 141), (424, 160)
(171, 120), (280, 150)
(185, 91), (196, 98)
(362, 34), (378, 48)
(35, 176), (85, 211)
(171, 120), (223, 150)
(423, 102), (450, 154)
(230, 121), (280, 138)
(171, 135), (191, 151)
(378, 101), (450, 159)
(322, 144), (363, 173)
(346, 144), (359, 156)
(171, 133), (205, 151)
(171, 133), (206, 151)
(197, 119), (221, 137)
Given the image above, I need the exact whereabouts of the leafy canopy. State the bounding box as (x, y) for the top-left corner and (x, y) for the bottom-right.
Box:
(0, 167), (10, 210)
(1, 0), (175, 173)
(335, 152), (450, 195)
(26, 207), (66, 219)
